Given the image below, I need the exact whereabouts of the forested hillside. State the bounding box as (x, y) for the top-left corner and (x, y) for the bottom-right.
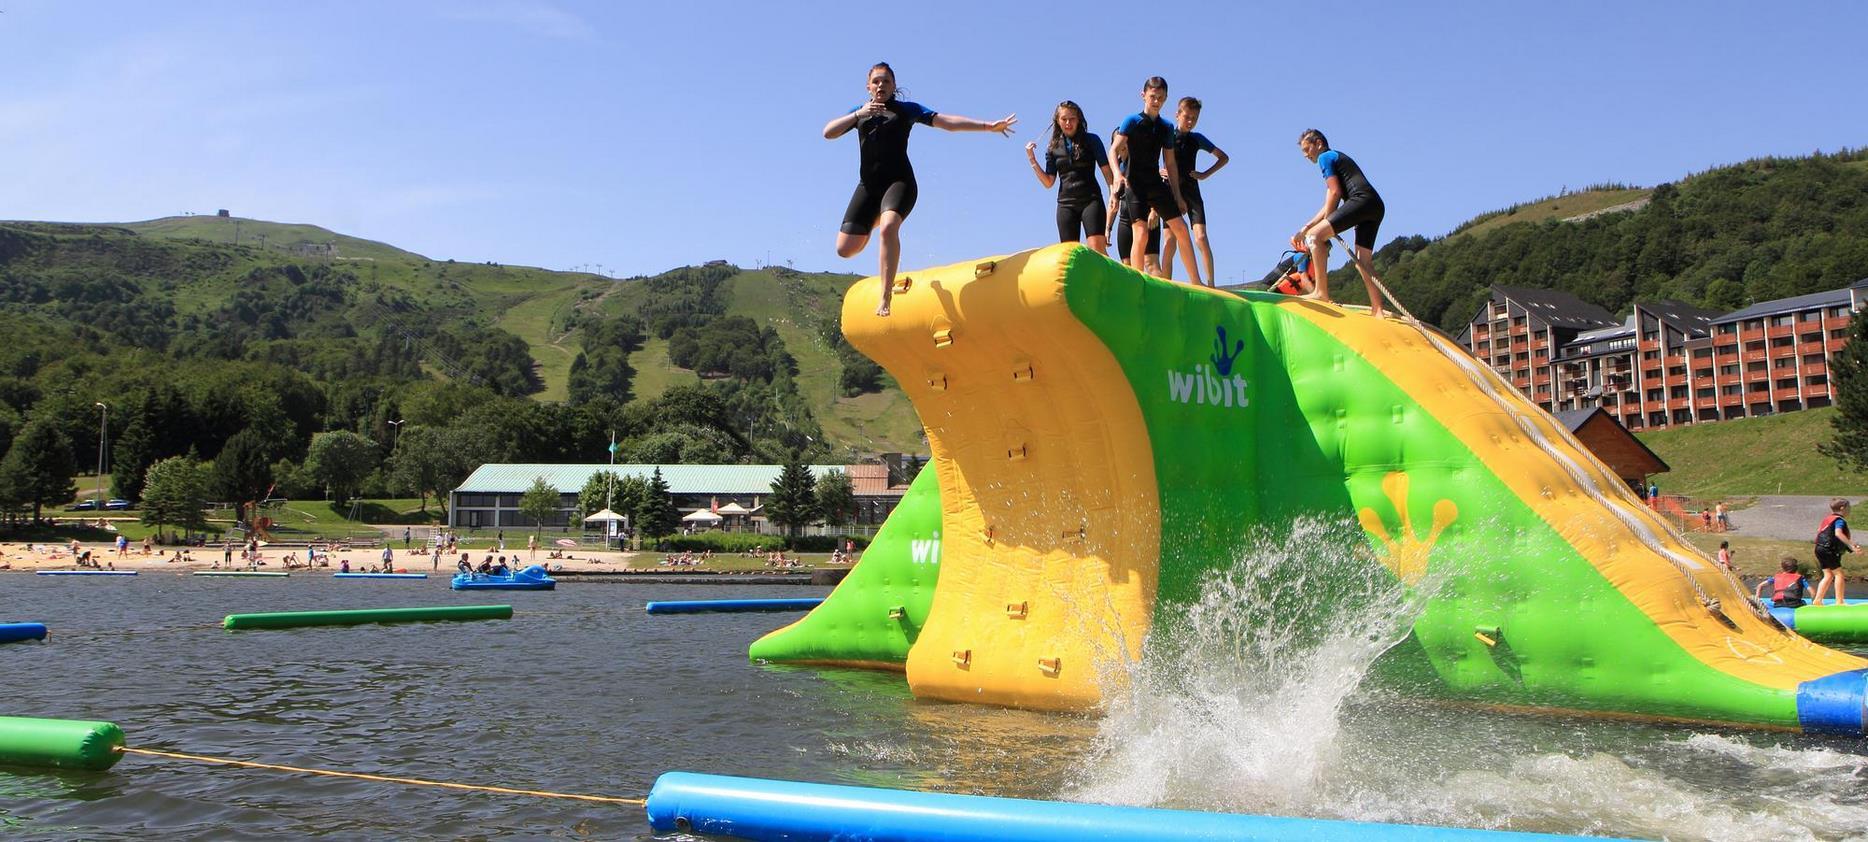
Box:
(1334, 150), (1868, 331)
(0, 218), (915, 522)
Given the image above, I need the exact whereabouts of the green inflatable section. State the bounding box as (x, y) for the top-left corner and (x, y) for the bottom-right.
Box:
(749, 468), (942, 666)
(1056, 250), (1801, 725)
(224, 605), (513, 630)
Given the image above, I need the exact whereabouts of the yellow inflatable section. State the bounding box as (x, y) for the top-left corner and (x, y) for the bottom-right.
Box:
(841, 248), (1161, 709)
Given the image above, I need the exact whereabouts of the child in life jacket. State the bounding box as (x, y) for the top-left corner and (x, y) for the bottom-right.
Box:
(1755, 557), (1810, 608)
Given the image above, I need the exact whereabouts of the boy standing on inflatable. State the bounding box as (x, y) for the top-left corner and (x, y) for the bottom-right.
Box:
(1812, 498), (1861, 606)
(824, 62), (1017, 316)
(1109, 77), (1201, 285)
(1159, 97), (1227, 285)
(1294, 129), (1388, 317)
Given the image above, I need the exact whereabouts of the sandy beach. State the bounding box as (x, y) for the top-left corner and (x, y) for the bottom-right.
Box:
(0, 540), (642, 574)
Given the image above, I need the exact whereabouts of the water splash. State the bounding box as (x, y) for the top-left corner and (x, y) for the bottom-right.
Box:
(1067, 517), (1437, 814)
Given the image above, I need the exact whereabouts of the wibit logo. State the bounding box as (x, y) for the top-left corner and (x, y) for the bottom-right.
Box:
(1356, 471), (1458, 586)
(1167, 325), (1250, 408)
(910, 532), (941, 565)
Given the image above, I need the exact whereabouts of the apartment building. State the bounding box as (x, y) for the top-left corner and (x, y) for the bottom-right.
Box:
(1459, 280), (1868, 430)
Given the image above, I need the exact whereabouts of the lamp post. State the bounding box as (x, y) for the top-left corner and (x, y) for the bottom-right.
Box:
(93, 402), (107, 511)
(387, 419), (405, 454)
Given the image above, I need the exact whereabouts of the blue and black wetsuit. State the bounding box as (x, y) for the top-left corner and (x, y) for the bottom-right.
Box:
(1044, 131), (1108, 242)
(840, 99), (938, 236)
(1116, 112), (1181, 221)
(1173, 131), (1218, 226)
(1111, 125), (1161, 260)
(1318, 149), (1385, 250)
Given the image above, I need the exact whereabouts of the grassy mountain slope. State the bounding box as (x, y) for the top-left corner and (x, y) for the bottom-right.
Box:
(1449, 187), (1652, 240)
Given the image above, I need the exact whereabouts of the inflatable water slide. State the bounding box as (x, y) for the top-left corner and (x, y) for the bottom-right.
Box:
(755, 243), (1868, 735)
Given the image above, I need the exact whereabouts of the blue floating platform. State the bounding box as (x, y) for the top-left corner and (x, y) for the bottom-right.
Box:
(0, 623), (49, 644)
(645, 772), (1604, 841)
(645, 598), (825, 615)
(35, 570), (138, 576)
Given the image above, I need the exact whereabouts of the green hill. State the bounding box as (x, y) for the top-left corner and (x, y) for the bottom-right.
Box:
(0, 216), (923, 455)
(1637, 406), (1868, 497)
(121, 215), (425, 263)
(1448, 186), (1652, 240)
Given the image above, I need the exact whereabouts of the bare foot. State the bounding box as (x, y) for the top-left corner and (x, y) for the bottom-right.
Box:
(876, 291), (892, 317)
(1370, 307), (1386, 319)
(1300, 290), (1332, 304)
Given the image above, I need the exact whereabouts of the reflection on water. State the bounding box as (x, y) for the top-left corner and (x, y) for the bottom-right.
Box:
(6, 566), (1868, 841)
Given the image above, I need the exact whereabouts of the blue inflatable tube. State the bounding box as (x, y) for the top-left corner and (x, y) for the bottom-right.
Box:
(333, 573), (430, 579)
(645, 598), (825, 615)
(0, 623), (49, 644)
(644, 773), (1599, 842)
(35, 570), (138, 576)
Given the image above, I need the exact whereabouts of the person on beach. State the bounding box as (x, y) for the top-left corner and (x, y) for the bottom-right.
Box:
(1812, 498), (1861, 606)
(1109, 77), (1202, 285)
(381, 545), (394, 574)
(1756, 557), (1811, 608)
(403, 526), (411, 549)
(1159, 97), (1227, 284)
(1293, 129), (1387, 316)
(1024, 101), (1114, 254)
(825, 61), (1017, 316)
(1716, 501), (1729, 532)
(528, 533), (538, 562)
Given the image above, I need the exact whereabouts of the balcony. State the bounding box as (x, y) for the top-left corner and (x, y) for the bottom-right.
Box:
(1802, 363), (1829, 377)
(1766, 324), (1799, 339)
(1800, 341), (1827, 356)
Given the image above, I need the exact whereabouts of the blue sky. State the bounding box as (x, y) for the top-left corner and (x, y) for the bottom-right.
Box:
(1, 1), (1862, 283)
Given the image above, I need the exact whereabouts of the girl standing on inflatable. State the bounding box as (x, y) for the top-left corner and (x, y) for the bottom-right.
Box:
(825, 62), (1017, 316)
(1023, 101), (1115, 254)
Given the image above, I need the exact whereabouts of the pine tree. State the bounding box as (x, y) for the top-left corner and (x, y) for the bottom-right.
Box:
(634, 467), (679, 539)
(1821, 313), (1868, 471)
(765, 457), (819, 540)
(0, 418), (78, 521)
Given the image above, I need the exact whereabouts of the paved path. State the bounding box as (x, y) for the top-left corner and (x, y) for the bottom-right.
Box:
(1727, 495), (1852, 541)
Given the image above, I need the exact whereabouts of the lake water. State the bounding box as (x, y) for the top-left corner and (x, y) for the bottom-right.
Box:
(5, 571), (1868, 841)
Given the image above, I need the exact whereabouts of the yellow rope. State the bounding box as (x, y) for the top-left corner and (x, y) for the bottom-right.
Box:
(118, 746), (646, 806)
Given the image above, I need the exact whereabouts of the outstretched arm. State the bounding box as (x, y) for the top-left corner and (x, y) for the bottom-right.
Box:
(932, 113), (1018, 135)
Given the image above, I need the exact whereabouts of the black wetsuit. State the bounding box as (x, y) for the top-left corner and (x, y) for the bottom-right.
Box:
(840, 99), (938, 236)
(1045, 132), (1108, 242)
(1173, 130), (1217, 226)
(1116, 112), (1181, 221)
(1111, 125), (1161, 260)
(1318, 149), (1385, 250)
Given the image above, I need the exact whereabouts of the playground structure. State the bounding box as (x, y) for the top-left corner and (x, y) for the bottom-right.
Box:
(755, 243), (1868, 735)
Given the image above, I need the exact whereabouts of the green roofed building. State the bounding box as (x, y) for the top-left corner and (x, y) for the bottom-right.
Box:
(446, 460), (919, 531)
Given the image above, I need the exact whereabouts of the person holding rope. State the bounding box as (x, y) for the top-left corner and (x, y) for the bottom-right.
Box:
(1024, 100), (1115, 254)
(824, 61), (1017, 316)
(1294, 129), (1388, 317)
